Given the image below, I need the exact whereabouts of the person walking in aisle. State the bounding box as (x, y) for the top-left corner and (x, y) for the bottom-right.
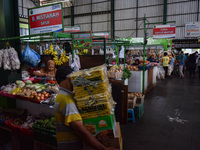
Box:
(188, 53), (197, 78)
(177, 51), (187, 79)
(162, 52), (170, 79)
(168, 53), (175, 77)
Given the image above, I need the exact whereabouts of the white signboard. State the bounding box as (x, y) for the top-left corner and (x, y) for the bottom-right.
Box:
(28, 3), (63, 35)
(64, 26), (80, 33)
(185, 22), (200, 38)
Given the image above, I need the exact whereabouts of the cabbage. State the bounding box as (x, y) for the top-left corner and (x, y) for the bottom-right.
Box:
(25, 80), (32, 84)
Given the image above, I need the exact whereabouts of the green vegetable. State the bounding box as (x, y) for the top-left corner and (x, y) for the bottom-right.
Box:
(25, 80), (32, 84)
(16, 80), (23, 85)
(18, 82), (25, 88)
(122, 68), (132, 80)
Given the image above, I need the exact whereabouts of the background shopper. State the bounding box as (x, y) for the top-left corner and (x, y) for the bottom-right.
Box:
(177, 51), (187, 78)
(188, 53), (196, 78)
(162, 52), (170, 78)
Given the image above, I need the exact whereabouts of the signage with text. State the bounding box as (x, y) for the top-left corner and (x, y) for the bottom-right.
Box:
(185, 22), (200, 38)
(153, 24), (176, 39)
(72, 32), (92, 49)
(28, 3), (63, 35)
(64, 26), (80, 33)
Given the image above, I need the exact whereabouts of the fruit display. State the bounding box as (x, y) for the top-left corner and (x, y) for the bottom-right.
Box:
(70, 65), (115, 120)
(126, 65), (139, 71)
(128, 92), (143, 98)
(0, 79), (58, 103)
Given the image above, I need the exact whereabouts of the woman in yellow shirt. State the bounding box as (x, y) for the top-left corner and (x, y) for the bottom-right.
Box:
(162, 52), (170, 78)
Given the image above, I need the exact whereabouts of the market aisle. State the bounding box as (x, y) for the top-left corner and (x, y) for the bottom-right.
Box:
(121, 73), (200, 150)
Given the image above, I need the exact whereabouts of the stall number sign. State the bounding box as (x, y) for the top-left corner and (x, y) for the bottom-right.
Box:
(153, 24), (176, 39)
(72, 32), (92, 49)
(28, 3), (63, 35)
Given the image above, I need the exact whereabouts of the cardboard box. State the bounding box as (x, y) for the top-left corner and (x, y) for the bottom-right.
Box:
(83, 122), (123, 150)
(83, 114), (116, 139)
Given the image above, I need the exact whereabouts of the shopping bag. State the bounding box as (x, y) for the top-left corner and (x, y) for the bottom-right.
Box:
(21, 43), (41, 68)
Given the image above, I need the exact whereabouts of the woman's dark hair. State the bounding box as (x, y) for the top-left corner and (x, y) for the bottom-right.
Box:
(164, 52), (168, 56)
(55, 66), (73, 84)
(125, 50), (130, 54)
(63, 42), (72, 53)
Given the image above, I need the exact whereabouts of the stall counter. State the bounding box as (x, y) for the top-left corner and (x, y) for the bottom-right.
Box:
(128, 70), (148, 93)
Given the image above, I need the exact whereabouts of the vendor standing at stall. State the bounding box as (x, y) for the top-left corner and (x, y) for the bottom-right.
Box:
(33, 60), (57, 78)
(125, 50), (132, 64)
(54, 66), (118, 150)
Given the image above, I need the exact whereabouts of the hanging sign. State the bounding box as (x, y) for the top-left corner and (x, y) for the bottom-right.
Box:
(185, 22), (200, 38)
(64, 26), (80, 33)
(28, 3), (63, 35)
(92, 32), (109, 38)
(153, 24), (176, 39)
(72, 32), (92, 49)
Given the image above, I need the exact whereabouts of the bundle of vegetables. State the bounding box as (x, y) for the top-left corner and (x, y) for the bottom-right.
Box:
(122, 68), (132, 80)
(34, 116), (55, 131)
(71, 65), (115, 119)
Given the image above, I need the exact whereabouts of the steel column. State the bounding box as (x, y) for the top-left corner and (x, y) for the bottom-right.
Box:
(136, 0), (139, 37)
(163, 0), (168, 24)
(111, 0), (114, 39)
(71, 5), (74, 26)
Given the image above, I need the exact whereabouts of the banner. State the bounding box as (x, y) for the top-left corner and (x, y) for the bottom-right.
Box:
(64, 26), (80, 33)
(153, 24), (176, 39)
(185, 22), (200, 38)
(72, 32), (92, 49)
(28, 3), (63, 35)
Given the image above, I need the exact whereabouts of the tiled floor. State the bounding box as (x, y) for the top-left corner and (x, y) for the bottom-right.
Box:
(121, 72), (200, 150)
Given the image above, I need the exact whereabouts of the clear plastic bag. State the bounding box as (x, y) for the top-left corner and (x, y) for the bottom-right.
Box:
(0, 50), (4, 68)
(21, 43), (41, 68)
(3, 49), (11, 70)
(8, 48), (21, 70)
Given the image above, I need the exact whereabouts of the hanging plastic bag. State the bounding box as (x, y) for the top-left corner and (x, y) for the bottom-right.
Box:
(8, 47), (21, 70)
(119, 46), (124, 58)
(21, 43), (41, 68)
(3, 49), (11, 70)
(0, 50), (4, 68)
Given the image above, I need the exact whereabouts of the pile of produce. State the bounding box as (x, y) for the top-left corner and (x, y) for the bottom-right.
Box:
(0, 79), (58, 103)
(34, 117), (55, 131)
(128, 92), (143, 98)
(126, 65), (139, 71)
(70, 65), (115, 119)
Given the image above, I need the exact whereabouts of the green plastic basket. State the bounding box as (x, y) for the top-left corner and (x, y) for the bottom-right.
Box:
(32, 124), (57, 147)
(134, 103), (144, 118)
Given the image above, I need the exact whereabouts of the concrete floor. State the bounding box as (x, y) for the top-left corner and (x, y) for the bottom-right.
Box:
(121, 73), (200, 150)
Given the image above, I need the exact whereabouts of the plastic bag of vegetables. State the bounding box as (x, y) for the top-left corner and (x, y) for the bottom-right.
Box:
(9, 47), (21, 70)
(21, 43), (41, 68)
(0, 50), (3, 68)
(3, 49), (11, 70)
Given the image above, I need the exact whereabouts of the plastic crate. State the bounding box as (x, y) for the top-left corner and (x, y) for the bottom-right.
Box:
(0, 114), (16, 126)
(20, 127), (34, 138)
(136, 95), (145, 104)
(128, 96), (137, 109)
(32, 124), (57, 147)
(134, 103), (144, 118)
(5, 119), (21, 132)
